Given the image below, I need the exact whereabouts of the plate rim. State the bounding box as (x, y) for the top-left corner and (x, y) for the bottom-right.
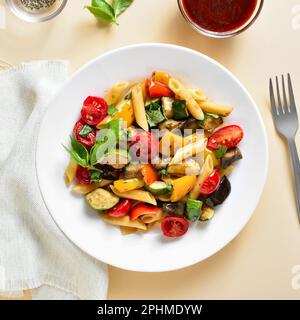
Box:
(36, 43), (269, 272)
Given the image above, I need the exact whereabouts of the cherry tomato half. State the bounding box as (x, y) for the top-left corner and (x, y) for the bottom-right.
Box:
(73, 120), (96, 148)
(207, 125), (244, 150)
(107, 199), (132, 218)
(161, 216), (189, 238)
(130, 203), (161, 221)
(76, 166), (91, 185)
(146, 79), (174, 98)
(200, 169), (221, 195)
(130, 131), (159, 162)
(81, 96), (108, 125)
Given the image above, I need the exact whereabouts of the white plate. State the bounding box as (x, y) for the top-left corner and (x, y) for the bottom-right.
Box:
(36, 43), (268, 272)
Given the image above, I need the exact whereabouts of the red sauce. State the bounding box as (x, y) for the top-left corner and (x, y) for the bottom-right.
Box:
(182, 0), (258, 33)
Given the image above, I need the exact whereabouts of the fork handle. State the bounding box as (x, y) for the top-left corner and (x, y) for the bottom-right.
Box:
(288, 139), (300, 222)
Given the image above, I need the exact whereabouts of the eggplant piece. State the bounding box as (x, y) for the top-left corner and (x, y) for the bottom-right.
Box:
(159, 119), (184, 131)
(205, 176), (231, 207)
(162, 202), (185, 217)
(199, 116), (223, 131)
(97, 165), (121, 180)
(180, 118), (201, 132)
(123, 163), (143, 179)
(221, 147), (243, 169)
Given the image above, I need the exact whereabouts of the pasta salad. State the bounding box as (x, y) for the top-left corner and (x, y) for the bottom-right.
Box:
(64, 71), (244, 238)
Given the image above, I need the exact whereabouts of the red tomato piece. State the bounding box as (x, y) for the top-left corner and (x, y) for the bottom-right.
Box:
(146, 79), (174, 98)
(73, 120), (96, 148)
(130, 203), (161, 221)
(106, 199), (132, 218)
(76, 166), (91, 185)
(130, 131), (159, 162)
(200, 169), (221, 195)
(81, 96), (108, 125)
(207, 125), (244, 150)
(161, 216), (189, 238)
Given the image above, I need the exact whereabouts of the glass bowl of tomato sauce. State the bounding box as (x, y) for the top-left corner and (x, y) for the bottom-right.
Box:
(178, 0), (264, 38)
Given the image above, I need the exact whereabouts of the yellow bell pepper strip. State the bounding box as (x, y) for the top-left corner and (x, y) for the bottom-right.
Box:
(114, 178), (144, 193)
(110, 186), (157, 205)
(170, 176), (197, 202)
(97, 99), (135, 129)
(114, 100), (135, 127)
(204, 147), (220, 167)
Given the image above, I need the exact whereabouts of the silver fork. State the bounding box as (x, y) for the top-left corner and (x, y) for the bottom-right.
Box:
(270, 74), (300, 222)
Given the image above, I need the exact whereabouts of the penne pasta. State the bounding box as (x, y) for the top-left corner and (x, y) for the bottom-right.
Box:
(169, 78), (204, 120)
(72, 180), (112, 195)
(140, 210), (163, 224)
(159, 130), (184, 156)
(105, 81), (130, 105)
(132, 84), (149, 131)
(170, 140), (205, 165)
(156, 194), (172, 202)
(64, 159), (77, 186)
(110, 186), (157, 205)
(100, 214), (147, 230)
(198, 100), (233, 116)
(189, 155), (214, 200)
(190, 88), (207, 102)
(183, 132), (204, 146)
(219, 164), (235, 178)
(119, 226), (138, 235)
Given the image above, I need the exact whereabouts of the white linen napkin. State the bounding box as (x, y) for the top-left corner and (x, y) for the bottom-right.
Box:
(0, 61), (108, 300)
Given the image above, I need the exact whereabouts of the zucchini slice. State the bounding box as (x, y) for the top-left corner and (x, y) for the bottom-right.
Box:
(86, 188), (119, 210)
(144, 181), (173, 195)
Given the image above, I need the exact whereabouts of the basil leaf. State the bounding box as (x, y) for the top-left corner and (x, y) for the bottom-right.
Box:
(108, 104), (118, 116)
(63, 137), (89, 168)
(85, 0), (116, 23)
(158, 168), (169, 176)
(214, 145), (228, 159)
(206, 112), (221, 119)
(89, 169), (102, 182)
(112, 0), (134, 17)
(79, 124), (93, 137)
(197, 112), (221, 126)
(145, 100), (166, 128)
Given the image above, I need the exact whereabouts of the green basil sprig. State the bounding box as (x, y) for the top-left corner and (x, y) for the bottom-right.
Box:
(85, 0), (134, 25)
(214, 145), (228, 159)
(63, 136), (90, 168)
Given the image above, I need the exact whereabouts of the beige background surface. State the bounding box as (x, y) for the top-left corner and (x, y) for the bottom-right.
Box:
(1, 0), (300, 299)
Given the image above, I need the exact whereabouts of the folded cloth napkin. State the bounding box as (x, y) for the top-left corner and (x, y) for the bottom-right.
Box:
(0, 61), (108, 300)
